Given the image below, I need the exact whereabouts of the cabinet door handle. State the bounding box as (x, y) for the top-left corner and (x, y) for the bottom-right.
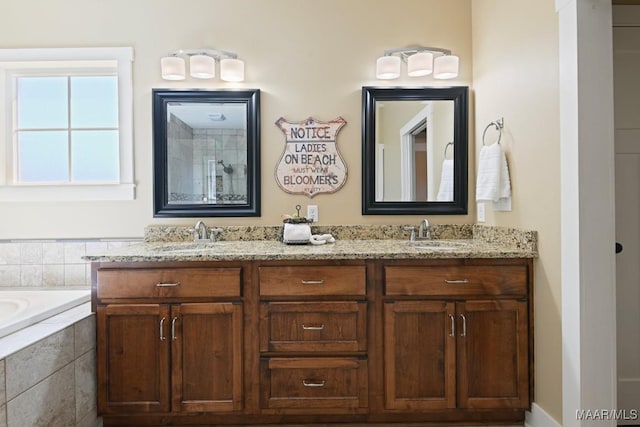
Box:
(444, 279), (469, 284)
(460, 314), (467, 337)
(301, 279), (325, 285)
(302, 324), (325, 330)
(156, 282), (180, 287)
(159, 317), (166, 341)
(448, 314), (455, 337)
(302, 379), (326, 387)
(171, 317), (178, 341)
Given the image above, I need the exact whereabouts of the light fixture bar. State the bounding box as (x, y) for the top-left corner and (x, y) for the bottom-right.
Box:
(375, 45), (459, 80)
(161, 47), (245, 82)
(381, 46), (451, 60)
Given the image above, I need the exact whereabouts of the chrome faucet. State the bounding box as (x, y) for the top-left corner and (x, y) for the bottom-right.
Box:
(418, 218), (431, 240)
(194, 221), (208, 241)
(194, 221), (223, 242)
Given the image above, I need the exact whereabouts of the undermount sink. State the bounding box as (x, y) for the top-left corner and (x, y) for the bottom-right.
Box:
(408, 240), (471, 251)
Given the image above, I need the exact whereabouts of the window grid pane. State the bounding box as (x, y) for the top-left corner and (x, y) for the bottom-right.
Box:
(15, 74), (120, 184)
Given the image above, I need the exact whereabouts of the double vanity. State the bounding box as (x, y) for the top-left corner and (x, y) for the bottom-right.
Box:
(86, 224), (536, 427)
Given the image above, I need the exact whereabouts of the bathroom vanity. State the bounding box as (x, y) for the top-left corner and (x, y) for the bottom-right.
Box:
(88, 226), (536, 426)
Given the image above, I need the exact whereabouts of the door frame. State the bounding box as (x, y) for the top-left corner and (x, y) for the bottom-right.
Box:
(557, 1), (617, 426)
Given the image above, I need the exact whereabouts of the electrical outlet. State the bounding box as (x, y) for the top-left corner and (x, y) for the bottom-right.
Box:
(307, 205), (319, 222)
(477, 202), (486, 222)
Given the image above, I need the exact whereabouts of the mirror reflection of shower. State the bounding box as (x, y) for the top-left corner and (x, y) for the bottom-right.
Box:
(218, 160), (234, 194)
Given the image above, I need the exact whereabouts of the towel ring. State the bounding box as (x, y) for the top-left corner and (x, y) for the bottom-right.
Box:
(444, 142), (454, 159)
(482, 118), (504, 146)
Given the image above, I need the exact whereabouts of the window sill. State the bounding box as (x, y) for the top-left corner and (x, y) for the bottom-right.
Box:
(0, 183), (135, 201)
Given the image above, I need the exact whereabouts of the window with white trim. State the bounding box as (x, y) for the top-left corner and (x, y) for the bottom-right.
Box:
(0, 47), (135, 201)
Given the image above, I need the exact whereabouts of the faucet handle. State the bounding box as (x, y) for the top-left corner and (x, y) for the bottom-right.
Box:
(403, 226), (417, 241)
(209, 227), (223, 242)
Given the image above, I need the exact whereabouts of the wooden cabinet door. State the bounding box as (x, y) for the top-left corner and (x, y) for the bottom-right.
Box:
(97, 304), (170, 414)
(456, 300), (529, 409)
(383, 300), (456, 410)
(171, 302), (243, 412)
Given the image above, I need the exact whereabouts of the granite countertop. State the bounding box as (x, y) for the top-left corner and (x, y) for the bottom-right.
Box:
(84, 224), (537, 262)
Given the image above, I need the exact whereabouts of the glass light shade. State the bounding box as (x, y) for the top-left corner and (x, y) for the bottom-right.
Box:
(161, 56), (186, 80)
(220, 58), (245, 82)
(376, 56), (401, 79)
(190, 54), (215, 79)
(433, 55), (459, 79)
(407, 52), (434, 77)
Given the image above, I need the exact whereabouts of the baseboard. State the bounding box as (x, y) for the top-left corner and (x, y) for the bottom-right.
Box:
(525, 403), (562, 427)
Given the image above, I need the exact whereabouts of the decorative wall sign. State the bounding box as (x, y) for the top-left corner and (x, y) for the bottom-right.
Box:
(275, 116), (348, 197)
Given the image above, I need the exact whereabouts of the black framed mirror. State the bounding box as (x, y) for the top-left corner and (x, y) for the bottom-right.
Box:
(152, 89), (260, 217)
(362, 86), (468, 215)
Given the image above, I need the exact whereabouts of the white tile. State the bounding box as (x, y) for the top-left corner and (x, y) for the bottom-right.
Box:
(6, 363), (75, 427)
(75, 350), (96, 424)
(5, 327), (74, 400)
(64, 242), (86, 264)
(85, 242), (108, 256)
(64, 264), (87, 286)
(0, 244), (20, 265)
(0, 267), (20, 288)
(20, 265), (42, 287)
(19, 242), (43, 264)
(42, 264), (65, 287)
(0, 404), (5, 427)
(42, 242), (65, 264)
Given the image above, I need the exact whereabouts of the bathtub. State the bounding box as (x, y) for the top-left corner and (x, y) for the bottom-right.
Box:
(0, 289), (91, 339)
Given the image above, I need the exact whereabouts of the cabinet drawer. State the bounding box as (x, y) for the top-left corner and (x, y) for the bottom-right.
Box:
(385, 265), (527, 297)
(97, 268), (241, 299)
(259, 301), (367, 352)
(259, 266), (366, 297)
(260, 357), (368, 409)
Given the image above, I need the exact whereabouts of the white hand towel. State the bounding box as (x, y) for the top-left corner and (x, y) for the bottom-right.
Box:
(476, 143), (511, 202)
(437, 159), (454, 201)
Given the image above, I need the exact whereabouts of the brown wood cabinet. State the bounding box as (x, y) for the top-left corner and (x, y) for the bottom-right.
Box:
(93, 257), (533, 426)
(95, 266), (244, 416)
(382, 261), (531, 412)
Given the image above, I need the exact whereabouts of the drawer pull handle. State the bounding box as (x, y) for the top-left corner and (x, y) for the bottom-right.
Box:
(171, 317), (178, 341)
(444, 279), (469, 284)
(156, 282), (180, 287)
(301, 279), (325, 285)
(448, 314), (455, 337)
(302, 324), (325, 330)
(460, 314), (467, 337)
(303, 379), (326, 387)
(159, 317), (166, 341)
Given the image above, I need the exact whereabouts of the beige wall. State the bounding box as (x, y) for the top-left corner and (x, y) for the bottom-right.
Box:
(1, 1), (564, 421)
(472, 0), (562, 422)
(0, 0), (472, 239)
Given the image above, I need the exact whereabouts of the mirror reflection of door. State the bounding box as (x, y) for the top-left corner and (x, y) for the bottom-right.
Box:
(375, 100), (454, 202)
(413, 129), (428, 200)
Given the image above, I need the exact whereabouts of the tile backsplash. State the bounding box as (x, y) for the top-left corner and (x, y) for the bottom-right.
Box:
(0, 239), (139, 288)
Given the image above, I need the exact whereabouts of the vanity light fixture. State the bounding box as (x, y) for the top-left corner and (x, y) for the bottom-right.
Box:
(375, 46), (459, 80)
(161, 48), (245, 82)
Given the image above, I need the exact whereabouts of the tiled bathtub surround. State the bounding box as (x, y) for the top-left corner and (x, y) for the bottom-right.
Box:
(0, 303), (100, 427)
(0, 239), (139, 288)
